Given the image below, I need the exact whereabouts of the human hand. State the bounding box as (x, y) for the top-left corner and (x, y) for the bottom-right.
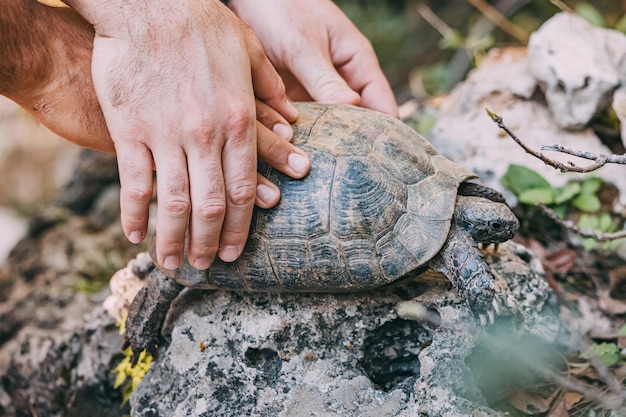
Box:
(56, 0), (309, 270)
(227, 0), (398, 118)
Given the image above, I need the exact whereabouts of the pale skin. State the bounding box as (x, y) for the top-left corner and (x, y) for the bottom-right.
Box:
(228, 0), (398, 118)
(3, 0), (397, 271)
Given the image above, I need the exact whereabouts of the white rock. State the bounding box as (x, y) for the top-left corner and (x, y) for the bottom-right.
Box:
(528, 13), (626, 129)
(429, 47), (626, 206)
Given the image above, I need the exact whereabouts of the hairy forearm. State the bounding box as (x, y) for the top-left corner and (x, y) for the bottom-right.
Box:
(0, 1), (114, 152)
(0, 0), (54, 95)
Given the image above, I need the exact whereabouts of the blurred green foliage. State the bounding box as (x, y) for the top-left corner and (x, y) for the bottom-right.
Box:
(334, 0), (626, 96)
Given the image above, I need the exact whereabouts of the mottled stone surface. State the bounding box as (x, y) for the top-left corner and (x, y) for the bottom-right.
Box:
(528, 13), (626, 130)
(128, 242), (559, 417)
(0, 150), (140, 417)
(429, 43), (626, 206)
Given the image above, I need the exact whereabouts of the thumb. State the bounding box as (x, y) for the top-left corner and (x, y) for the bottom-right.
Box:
(290, 51), (361, 106)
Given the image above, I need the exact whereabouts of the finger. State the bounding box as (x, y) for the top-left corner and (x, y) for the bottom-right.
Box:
(247, 32), (298, 122)
(335, 40), (398, 117)
(278, 70), (313, 103)
(288, 46), (361, 107)
(255, 173), (280, 209)
(153, 148), (191, 270)
(255, 99), (293, 141)
(186, 145), (226, 270)
(116, 142), (154, 245)
(217, 105), (257, 263)
(256, 120), (309, 179)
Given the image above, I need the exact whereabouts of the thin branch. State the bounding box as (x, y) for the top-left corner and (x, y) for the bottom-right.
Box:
(415, 3), (456, 39)
(549, 0), (574, 12)
(485, 109), (626, 173)
(466, 0), (529, 43)
(539, 204), (626, 241)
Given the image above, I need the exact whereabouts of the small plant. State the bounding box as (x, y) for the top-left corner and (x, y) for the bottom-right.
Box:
(112, 311), (152, 405)
(112, 347), (153, 405)
(501, 164), (602, 215)
(580, 325), (626, 367)
(501, 164), (624, 250)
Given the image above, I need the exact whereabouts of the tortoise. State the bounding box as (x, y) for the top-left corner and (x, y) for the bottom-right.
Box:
(124, 103), (519, 363)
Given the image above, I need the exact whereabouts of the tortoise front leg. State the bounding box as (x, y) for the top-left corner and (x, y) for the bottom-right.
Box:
(124, 269), (184, 366)
(429, 224), (501, 324)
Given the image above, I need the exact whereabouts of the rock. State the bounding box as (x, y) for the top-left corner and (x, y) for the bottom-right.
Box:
(0, 150), (143, 417)
(428, 46), (626, 206)
(0, 309), (127, 417)
(528, 13), (626, 130)
(614, 87), (626, 144)
(126, 242), (559, 416)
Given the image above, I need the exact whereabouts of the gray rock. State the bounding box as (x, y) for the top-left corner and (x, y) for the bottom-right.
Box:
(0, 309), (126, 417)
(528, 13), (626, 130)
(429, 46), (626, 206)
(129, 242), (560, 417)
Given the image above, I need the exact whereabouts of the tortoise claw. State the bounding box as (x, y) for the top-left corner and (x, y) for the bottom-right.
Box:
(492, 299), (501, 315)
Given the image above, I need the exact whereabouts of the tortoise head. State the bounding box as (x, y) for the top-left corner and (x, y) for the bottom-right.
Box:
(453, 196), (519, 244)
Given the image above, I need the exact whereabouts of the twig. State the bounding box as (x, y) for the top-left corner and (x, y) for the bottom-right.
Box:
(415, 3), (456, 40)
(466, 0), (529, 43)
(539, 204), (626, 241)
(485, 109), (626, 173)
(549, 0), (573, 13)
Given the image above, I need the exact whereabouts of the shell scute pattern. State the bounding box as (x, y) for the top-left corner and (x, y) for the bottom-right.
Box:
(330, 158), (406, 239)
(165, 103), (478, 292)
(124, 103), (521, 362)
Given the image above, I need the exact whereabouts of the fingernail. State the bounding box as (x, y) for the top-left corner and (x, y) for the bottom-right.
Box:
(273, 123), (292, 140)
(129, 231), (144, 244)
(164, 255), (180, 270)
(193, 256), (212, 270)
(256, 183), (279, 205)
(219, 245), (240, 263)
(288, 152), (309, 175)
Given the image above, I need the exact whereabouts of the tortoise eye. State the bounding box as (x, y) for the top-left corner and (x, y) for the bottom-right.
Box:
(490, 221), (502, 230)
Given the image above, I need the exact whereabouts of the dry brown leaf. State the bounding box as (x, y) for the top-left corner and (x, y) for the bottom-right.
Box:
(568, 362), (591, 376)
(609, 266), (626, 299)
(510, 390), (551, 414)
(598, 289), (626, 315)
(543, 246), (577, 274)
(562, 392), (584, 409)
(547, 399), (569, 417)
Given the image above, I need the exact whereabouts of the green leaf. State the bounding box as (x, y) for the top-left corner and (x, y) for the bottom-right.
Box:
(579, 177), (602, 196)
(438, 30), (463, 50)
(598, 213), (618, 232)
(553, 182), (581, 205)
(581, 343), (622, 367)
(582, 237), (598, 252)
(618, 324), (626, 337)
(577, 214), (599, 231)
(572, 194), (601, 212)
(518, 188), (555, 205)
(575, 2), (605, 27)
(501, 164), (551, 196)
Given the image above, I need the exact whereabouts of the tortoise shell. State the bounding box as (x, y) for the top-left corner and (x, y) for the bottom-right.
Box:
(163, 103), (477, 292)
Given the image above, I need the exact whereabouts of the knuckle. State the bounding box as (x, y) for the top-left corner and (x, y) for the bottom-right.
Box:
(228, 181), (256, 207)
(190, 242), (219, 257)
(162, 197), (191, 218)
(225, 103), (255, 139)
(187, 117), (218, 144)
(196, 200), (227, 222)
(124, 185), (153, 204)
